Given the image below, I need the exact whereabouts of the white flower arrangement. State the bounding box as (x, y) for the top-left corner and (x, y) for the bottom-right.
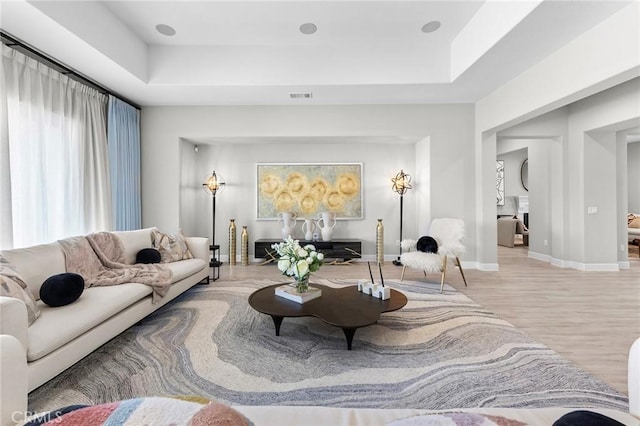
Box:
(271, 237), (324, 281)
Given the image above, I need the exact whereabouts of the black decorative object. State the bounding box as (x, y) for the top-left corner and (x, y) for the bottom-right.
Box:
(40, 273), (84, 307)
(416, 236), (438, 253)
(521, 158), (529, 191)
(136, 248), (161, 264)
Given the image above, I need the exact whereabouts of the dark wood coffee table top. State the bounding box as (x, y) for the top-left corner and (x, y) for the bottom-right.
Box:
(248, 283), (407, 349)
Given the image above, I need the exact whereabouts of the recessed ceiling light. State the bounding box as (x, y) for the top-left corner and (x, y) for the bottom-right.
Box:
(156, 24), (176, 37)
(421, 21), (441, 33)
(299, 23), (317, 35)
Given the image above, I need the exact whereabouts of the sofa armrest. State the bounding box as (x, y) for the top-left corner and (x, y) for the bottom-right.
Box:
(0, 335), (27, 426)
(0, 297), (28, 351)
(185, 237), (210, 264)
(629, 337), (640, 418)
(497, 218), (517, 248)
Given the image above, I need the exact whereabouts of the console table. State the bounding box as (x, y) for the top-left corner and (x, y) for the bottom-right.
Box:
(254, 239), (361, 264)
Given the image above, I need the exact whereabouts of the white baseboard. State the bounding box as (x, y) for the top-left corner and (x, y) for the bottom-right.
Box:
(619, 261), (631, 270)
(550, 257), (568, 268)
(528, 251), (551, 263)
(580, 262), (620, 272)
(476, 262), (499, 271)
(528, 251), (620, 271)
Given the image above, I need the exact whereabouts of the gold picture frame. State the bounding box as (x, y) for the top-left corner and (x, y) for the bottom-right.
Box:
(257, 163), (363, 219)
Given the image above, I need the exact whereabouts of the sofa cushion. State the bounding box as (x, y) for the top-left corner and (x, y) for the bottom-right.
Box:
(0, 243), (66, 300)
(416, 236), (438, 253)
(0, 259), (40, 326)
(112, 228), (154, 265)
(39, 273), (84, 307)
(27, 283), (153, 361)
(388, 412), (526, 426)
(165, 259), (207, 283)
(152, 228), (194, 263)
(24, 397), (250, 426)
(551, 410), (626, 426)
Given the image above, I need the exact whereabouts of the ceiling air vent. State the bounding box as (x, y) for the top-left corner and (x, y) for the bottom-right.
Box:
(289, 92), (313, 99)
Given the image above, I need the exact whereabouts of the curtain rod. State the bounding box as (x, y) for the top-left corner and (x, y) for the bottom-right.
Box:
(0, 30), (141, 110)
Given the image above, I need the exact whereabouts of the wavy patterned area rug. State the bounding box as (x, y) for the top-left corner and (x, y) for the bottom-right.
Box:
(28, 278), (627, 412)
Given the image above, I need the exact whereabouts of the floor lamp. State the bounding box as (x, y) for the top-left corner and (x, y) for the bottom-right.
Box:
(391, 170), (412, 266)
(203, 171), (225, 271)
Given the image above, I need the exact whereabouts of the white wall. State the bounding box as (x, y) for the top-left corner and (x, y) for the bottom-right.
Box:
(414, 137), (431, 236)
(475, 3), (639, 269)
(193, 141), (415, 260)
(179, 139), (199, 238)
(143, 3), (639, 269)
(497, 110), (568, 261)
(141, 105), (476, 261)
(567, 79), (640, 268)
(629, 142), (640, 213)
(476, 3), (639, 134)
(490, 80), (640, 269)
(496, 144), (528, 207)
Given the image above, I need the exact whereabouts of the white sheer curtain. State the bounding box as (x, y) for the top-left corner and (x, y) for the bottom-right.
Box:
(0, 45), (112, 249)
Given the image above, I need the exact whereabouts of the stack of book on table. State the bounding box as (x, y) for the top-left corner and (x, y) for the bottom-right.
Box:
(275, 285), (322, 304)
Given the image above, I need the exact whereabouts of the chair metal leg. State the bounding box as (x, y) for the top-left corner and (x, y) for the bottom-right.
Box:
(440, 256), (448, 293)
(456, 257), (468, 287)
(400, 265), (406, 281)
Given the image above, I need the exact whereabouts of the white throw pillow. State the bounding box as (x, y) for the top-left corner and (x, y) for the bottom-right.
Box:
(151, 228), (194, 263)
(0, 255), (40, 325)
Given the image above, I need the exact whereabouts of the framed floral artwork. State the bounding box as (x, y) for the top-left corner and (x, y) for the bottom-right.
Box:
(257, 163), (363, 219)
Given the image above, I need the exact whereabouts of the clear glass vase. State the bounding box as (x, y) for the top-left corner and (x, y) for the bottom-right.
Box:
(294, 276), (310, 293)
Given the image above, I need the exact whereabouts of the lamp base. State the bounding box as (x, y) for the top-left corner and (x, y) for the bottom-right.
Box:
(392, 258), (403, 266)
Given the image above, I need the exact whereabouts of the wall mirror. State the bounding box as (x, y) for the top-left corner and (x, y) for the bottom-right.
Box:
(521, 159), (529, 191)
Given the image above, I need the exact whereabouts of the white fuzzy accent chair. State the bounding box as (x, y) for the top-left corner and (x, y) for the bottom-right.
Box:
(399, 218), (468, 293)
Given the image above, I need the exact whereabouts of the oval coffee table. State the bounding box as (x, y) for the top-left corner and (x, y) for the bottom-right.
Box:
(248, 283), (407, 350)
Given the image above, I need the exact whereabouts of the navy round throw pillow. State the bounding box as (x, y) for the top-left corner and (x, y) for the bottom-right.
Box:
(416, 236), (439, 253)
(40, 273), (84, 307)
(136, 248), (161, 264)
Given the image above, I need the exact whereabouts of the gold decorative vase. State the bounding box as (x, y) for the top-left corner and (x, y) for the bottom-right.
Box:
(376, 219), (384, 265)
(241, 226), (249, 266)
(228, 219), (237, 266)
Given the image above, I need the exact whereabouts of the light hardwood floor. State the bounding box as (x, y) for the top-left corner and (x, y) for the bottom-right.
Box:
(221, 246), (640, 395)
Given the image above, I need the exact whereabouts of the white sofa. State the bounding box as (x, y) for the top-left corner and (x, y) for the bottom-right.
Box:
(0, 228), (210, 425)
